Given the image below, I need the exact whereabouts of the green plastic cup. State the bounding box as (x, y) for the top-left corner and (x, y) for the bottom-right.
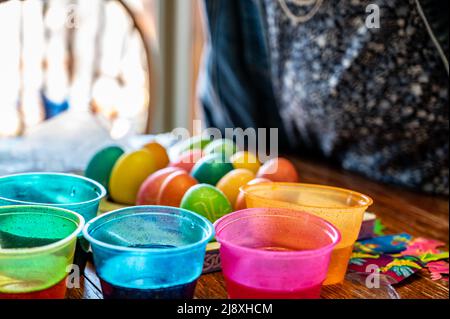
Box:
(0, 205), (85, 299)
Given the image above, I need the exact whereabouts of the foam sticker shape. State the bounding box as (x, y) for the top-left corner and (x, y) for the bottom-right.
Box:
(401, 237), (446, 260)
(374, 219), (386, 236)
(348, 254), (423, 284)
(354, 233), (412, 254)
(419, 252), (449, 263)
(427, 261), (449, 281)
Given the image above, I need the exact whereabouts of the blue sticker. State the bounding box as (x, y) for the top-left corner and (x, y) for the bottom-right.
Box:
(354, 233), (412, 254)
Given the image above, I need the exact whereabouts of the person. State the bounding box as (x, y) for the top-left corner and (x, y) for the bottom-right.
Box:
(198, 0), (449, 195)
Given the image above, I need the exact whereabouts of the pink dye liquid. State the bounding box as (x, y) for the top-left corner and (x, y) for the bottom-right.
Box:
(224, 245), (323, 299)
(224, 275), (321, 299)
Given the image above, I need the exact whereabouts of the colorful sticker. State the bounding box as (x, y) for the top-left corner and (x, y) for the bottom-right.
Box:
(354, 233), (412, 254)
(349, 254), (423, 284)
(350, 232), (449, 284)
(401, 237), (448, 263)
(374, 219), (386, 236)
(427, 261), (449, 281)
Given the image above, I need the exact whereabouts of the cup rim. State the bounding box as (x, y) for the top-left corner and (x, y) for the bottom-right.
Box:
(83, 205), (215, 254)
(0, 172), (107, 207)
(213, 207), (341, 258)
(0, 205), (85, 255)
(240, 182), (373, 210)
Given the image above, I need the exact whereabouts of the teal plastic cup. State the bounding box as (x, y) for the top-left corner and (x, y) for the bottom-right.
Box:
(83, 206), (214, 299)
(0, 173), (106, 271)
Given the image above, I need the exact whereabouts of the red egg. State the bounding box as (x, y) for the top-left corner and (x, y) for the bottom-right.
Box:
(157, 170), (198, 207)
(257, 157), (299, 183)
(136, 167), (183, 205)
(169, 149), (203, 173)
(234, 177), (271, 211)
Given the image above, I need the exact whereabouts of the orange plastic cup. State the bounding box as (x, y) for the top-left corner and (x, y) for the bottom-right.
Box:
(241, 182), (373, 285)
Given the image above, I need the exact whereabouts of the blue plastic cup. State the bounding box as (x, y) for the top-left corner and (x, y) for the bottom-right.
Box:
(83, 206), (214, 299)
(0, 173), (106, 271)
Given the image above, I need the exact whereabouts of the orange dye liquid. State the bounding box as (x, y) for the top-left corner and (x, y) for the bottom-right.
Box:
(0, 276), (67, 299)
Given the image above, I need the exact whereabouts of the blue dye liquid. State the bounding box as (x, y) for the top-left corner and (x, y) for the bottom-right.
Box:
(97, 243), (200, 299)
(100, 278), (198, 299)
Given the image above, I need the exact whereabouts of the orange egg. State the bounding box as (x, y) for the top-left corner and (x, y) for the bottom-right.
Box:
(169, 149), (203, 173)
(235, 177), (271, 211)
(257, 157), (299, 183)
(143, 142), (170, 170)
(216, 169), (255, 209)
(157, 171), (198, 207)
(136, 167), (183, 205)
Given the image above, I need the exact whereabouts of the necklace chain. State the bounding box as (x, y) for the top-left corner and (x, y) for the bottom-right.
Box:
(277, 0), (324, 24)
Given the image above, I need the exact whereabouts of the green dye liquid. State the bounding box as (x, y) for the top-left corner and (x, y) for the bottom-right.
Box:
(0, 213), (77, 249)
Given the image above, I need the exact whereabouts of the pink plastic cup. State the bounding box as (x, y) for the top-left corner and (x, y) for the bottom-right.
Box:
(214, 208), (340, 299)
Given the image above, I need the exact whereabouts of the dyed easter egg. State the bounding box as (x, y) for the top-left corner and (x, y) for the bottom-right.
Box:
(169, 149), (203, 173)
(230, 151), (261, 174)
(235, 177), (271, 211)
(136, 167), (183, 205)
(191, 154), (234, 185)
(257, 157), (299, 183)
(216, 169), (255, 208)
(109, 149), (158, 205)
(85, 145), (124, 190)
(203, 139), (238, 159)
(142, 142), (170, 170)
(174, 135), (211, 155)
(180, 184), (232, 223)
(157, 171), (198, 207)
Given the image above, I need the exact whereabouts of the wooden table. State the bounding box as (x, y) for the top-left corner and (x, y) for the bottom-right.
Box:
(68, 157), (449, 299)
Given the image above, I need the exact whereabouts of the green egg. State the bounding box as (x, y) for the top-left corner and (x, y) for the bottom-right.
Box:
(203, 138), (238, 159)
(85, 146), (124, 190)
(191, 154), (234, 185)
(180, 184), (232, 223)
(174, 135), (212, 155)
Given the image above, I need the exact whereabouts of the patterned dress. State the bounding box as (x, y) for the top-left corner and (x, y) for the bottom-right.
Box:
(261, 0), (448, 195)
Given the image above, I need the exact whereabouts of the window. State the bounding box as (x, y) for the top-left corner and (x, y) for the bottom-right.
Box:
(0, 0), (204, 138)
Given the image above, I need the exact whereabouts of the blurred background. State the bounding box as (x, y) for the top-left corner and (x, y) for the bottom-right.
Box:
(0, 0), (205, 138)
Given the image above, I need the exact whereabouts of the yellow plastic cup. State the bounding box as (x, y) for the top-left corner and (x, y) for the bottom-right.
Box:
(241, 182), (373, 285)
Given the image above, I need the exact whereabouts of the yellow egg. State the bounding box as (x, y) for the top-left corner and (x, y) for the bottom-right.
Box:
(230, 151), (261, 174)
(109, 149), (158, 205)
(142, 141), (170, 170)
(216, 169), (255, 208)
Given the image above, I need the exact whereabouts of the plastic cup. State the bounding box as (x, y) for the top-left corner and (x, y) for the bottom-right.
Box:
(214, 208), (340, 299)
(83, 206), (214, 299)
(241, 182), (373, 285)
(0, 205), (84, 299)
(0, 173), (106, 271)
